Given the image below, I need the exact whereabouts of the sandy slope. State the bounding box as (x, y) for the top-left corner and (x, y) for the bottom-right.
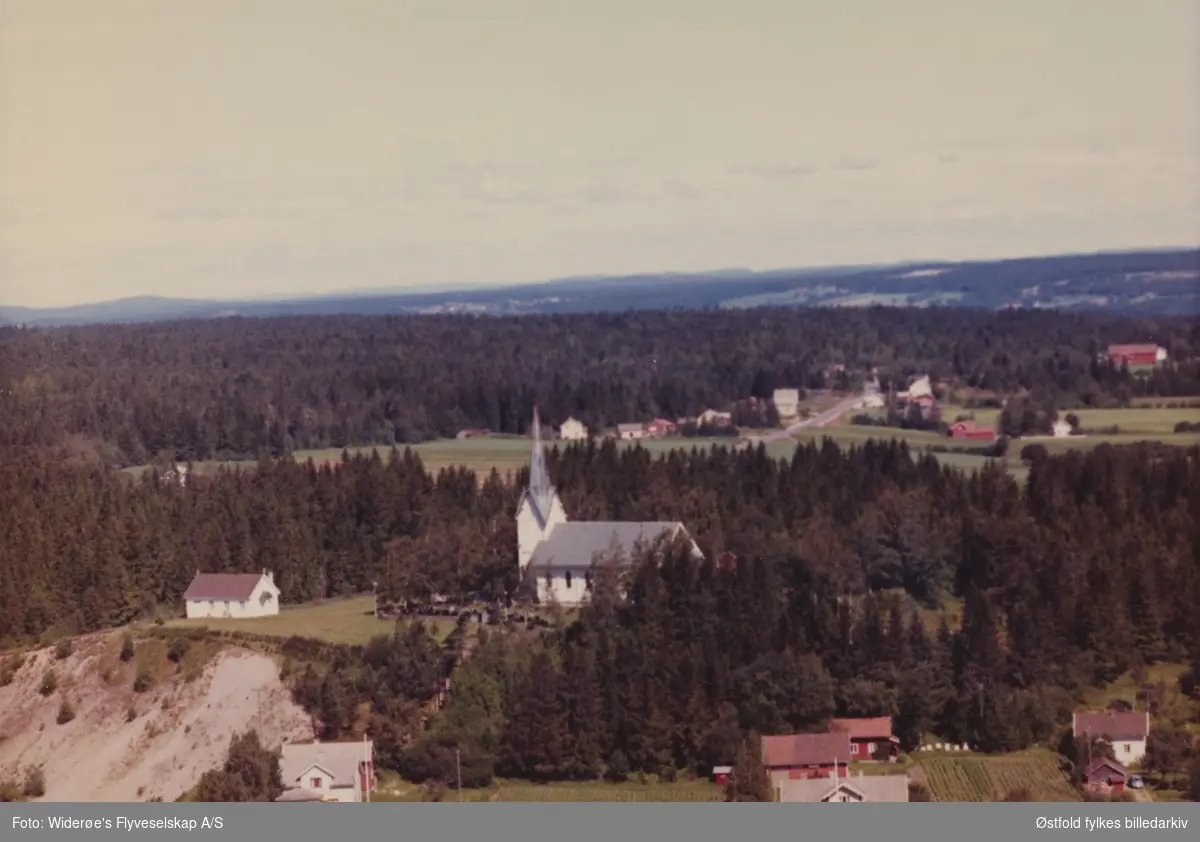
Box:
(0, 633), (313, 802)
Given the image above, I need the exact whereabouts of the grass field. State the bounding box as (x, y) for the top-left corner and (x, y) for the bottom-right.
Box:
(917, 751), (1080, 802)
(373, 774), (724, 802)
(163, 596), (457, 645)
(123, 403), (1199, 484)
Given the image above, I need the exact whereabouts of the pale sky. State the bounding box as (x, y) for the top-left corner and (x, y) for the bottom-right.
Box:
(1, 0), (1197, 308)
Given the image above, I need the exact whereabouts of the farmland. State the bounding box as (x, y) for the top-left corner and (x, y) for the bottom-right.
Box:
(123, 403), (1199, 485)
(917, 752), (1080, 802)
(164, 596), (458, 645)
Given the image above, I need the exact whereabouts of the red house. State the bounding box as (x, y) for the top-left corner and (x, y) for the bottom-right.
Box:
(1107, 344), (1164, 368)
(643, 418), (677, 438)
(761, 732), (852, 781)
(949, 420), (996, 442)
(829, 717), (900, 761)
(1082, 758), (1127, 795)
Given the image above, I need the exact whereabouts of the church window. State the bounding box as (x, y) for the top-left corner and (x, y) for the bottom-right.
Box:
(565, 571), (573, 589)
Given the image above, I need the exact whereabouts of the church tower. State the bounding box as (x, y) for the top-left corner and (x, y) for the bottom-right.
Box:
(516, 404), (568, 572)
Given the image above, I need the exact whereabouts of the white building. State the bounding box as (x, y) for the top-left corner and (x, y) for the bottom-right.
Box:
(1052, 419), (1072, 438)
(559, 417), (589, 440)
(617, 423), (645, 440)
(898, 375), (933, 401)
(854, 393), (886, 410)
(697, 409), (733, 426)
(1073, 711), (1150, 767)
(518, 406), (701, 605)
(279, 739), (375, 803)
(182, 570), (281, 619)
(773, 388), (800, 419)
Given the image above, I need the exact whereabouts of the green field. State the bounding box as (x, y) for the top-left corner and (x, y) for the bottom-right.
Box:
(164, 596), (457, 645)
(124, 403), (1199, 485)
(917, 751), (1079, 802)
(374, 775), (723, 802)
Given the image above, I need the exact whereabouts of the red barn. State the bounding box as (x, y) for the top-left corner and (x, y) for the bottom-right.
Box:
(949, 421), (996, 441)
(1082, 758), (1127, 795)
(1107, 344), (1165, 367)
(761, 732), (852, 781)
(829, 717), (900, 761)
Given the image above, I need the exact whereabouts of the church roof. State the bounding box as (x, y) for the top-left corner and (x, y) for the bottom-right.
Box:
(529, 521), (688, 570)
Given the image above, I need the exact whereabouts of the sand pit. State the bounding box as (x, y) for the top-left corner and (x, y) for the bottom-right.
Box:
(0, 634), (313, 802)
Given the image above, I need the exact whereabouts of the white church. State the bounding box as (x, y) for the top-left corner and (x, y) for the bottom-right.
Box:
(517, 406), (701, 605)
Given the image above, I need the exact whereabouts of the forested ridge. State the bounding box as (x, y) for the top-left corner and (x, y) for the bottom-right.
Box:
(2, 436), (1198, 776)
(2, 307), (1198, 465)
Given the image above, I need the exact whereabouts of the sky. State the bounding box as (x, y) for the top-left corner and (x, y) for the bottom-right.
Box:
(1, 1), (1197, 308)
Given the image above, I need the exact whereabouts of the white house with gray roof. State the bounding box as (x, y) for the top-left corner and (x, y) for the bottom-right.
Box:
(518, 405), (700, 605)
(279, 738), (375, 803)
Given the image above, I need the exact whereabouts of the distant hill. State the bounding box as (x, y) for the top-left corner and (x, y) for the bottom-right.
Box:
(3, 248), (1197, 326)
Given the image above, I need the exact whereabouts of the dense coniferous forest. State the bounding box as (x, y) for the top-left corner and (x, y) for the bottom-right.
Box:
(2, 432), (1198, 785)
(1, 307), (1198, 464)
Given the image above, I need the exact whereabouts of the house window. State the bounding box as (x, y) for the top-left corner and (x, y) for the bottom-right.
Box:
(850, 743), (858, 755)
(311, 777), (322, 788)
(1124, 744), (1131, 754)
(867, 742), (876, 754)
(565, 571), (573, 589)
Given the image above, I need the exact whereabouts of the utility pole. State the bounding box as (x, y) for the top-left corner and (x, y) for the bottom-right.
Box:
(456, 747), (463, 801)
(372, 581), (378, 619)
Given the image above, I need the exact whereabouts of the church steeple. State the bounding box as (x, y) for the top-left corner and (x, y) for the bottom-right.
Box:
(528, 403), (556, 524)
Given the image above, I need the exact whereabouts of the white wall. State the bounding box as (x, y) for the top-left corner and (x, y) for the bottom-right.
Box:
(297, 764), (361, 803)
(184, 577), (280, 619)
(560, 419), (588, 440)
(536, 568), (591, 606)
(517, 493), (567, 571)
(1112, 738), (1146, 767)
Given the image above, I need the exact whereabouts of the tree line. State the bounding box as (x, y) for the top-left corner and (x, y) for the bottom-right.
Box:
(2, 307), (1197, 465)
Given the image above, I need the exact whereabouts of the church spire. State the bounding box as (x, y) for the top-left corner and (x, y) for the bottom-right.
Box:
(528, 402), (555, 523)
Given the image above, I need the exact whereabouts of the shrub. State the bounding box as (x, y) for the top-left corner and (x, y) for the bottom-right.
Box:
(133, 668), (153, 693)
(120, 633), (135, 662)
(167, 637), (192, 663)
(908, 782), (933, 802)
(0, 655), (24, 687)
(126, 705), (138, 722)
(54, 639), (73, 660)
(22, 766), (46, 798)
(56, 698), (75, 725)
(39, 670), (58, 697)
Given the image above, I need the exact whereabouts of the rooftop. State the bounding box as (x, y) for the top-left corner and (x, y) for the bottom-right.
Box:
(182, 571), (272, 601)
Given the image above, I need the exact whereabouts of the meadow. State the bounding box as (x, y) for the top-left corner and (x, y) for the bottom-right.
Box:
(123, 403), (1199, 485)
(373, 774), (724, 802)
(916, 751), (1080, 802)
(164, 596), (457, 645)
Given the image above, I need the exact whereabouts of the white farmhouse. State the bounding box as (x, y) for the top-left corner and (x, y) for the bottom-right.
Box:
(1053, 419), (1072, 438)
(279, 739), (375, 803)
(617, 423), (645, 440)
(1073, 711), (1150, 767)
(182, 570), (281, 619)
(773, 388), (800, 419)
(518, 405), (701, 605)
(559, 417), (589, 441)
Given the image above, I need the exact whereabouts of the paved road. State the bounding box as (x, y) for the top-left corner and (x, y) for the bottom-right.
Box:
(748, 391), (864, 445)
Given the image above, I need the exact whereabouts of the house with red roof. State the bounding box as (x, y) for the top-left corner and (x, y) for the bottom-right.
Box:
(1106, 344), (1167, 368)
(761, 732), (852, 782)
(829, 716), (900, 761)
(1082, 758), (1128, 796)
(1073, 710), (1150, 766)
(948, 420), (996, 442)
(183, 569), (281, 619)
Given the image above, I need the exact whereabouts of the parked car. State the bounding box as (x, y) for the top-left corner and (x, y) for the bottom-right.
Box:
(1128, 775), (1144, 789)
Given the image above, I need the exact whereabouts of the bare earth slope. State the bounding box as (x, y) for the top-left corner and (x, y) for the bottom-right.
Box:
(0, 633), (313, 802)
